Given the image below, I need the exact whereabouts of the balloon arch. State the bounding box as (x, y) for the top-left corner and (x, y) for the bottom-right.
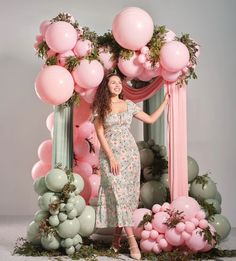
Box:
(27, 8), (231, 257)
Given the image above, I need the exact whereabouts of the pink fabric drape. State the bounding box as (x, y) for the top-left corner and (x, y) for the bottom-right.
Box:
(122, 77), (164, 102)
(166, 82), (188, 201)
(122, 78), (188, 202)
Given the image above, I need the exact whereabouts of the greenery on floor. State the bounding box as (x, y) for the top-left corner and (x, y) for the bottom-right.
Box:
(13, 237), (236, 261)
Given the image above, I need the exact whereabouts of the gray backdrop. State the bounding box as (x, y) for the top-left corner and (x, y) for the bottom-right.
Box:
(0, 0), (235, 226)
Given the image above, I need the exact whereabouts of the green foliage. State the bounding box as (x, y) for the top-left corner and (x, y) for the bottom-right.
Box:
(37, 41), (49, 59)
(138, 213), (154, 227)
(164, 209), (184, 228)
(45, 56), (57, 66)
(198, 198), (217, 217)
(65, 56), (80, 72)
(194, 173), (209, 189)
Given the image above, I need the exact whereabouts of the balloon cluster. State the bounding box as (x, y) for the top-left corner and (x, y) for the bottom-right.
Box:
(34, 8), (200, 108)
(28, 169), (96, 254)
(133, 196), (217, 254)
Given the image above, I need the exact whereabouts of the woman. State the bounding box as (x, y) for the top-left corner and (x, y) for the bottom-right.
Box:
(91, 73), (169, 260)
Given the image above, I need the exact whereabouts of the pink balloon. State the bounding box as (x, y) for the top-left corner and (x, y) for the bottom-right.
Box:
(199, 219), (209, 229)
(190, 217), (199, 227)
(159, 238), (168, 249)
(37, 139), (52, 164)
(74, 139), (90, 158)
(137, 70), (153, 82)
(185, 228), (207, 251)
(58, 50), (75, 67)
(80, 152), (99, 167)
(150, 230), (159, 240)
(73, 172), (91, 204)
(88, 174), (101, 198)
(144, 222), (153, 231)
(170, 196), (201, 220)
(152, 211), (169, 233)
(160, 202), (170, 212)
(152, 204), (161, 214)
(72, 59), (104, 89)
(74, 162), (93, 177)
(132, 208), (152, 239)
(165, 228), (184, 246)
(98, 48), (116, 72)
(181, 231), (191, 241)
(46, 112), (54, 132)
(152, 243), (162, 254)
(201, 224), (216, 252)
(75, 121), (94, 140)
(39, 20), (51, 37)
(74, 39), (92, 57)
(74, 84), (86, 95)
(140, 238), (156, 253)
(118, 52), (144, 78)
(164, 29), (176, 43)
(185, 221), (195, 233)
(45, 21), (77, 53)
(82, 88), (97, 104)
(31, 161), (51, 180)
(137, 54), (146, 64)
(112, 7), (154, 50)
(160, 41), (190, 72)
(141, 46), (149, 55)
(141, 230), (150, 240)
(35, 65), (74, 105)
(161, 68), (181, 83)
(176, 222), (185, 233)
(195, 210), (206, 220)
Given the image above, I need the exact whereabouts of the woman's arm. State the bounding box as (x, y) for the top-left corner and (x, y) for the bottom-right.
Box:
(94, 118), (120, 175)
(134, 94), (169, 124)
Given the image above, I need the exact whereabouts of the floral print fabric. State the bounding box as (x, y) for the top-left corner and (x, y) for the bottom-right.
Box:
(96, 100), (142, 228)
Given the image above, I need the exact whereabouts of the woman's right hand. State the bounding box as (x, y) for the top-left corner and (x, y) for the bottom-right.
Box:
(109, 157), (120, 175)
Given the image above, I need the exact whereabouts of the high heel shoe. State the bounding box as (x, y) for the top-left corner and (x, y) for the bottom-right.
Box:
(127, 235), (141, 260)
(111, 233), (122, 253)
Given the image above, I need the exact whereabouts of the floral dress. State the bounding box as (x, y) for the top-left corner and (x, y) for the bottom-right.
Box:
(95, 99), (142, 228)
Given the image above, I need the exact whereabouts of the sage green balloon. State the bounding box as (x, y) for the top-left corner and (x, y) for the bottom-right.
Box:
(45, 168), (68, 192)
(57, 218), (80, 238)
(26, 221), (41, 245)
(215, 191), (222, 204)
(190, 176), (217, 200)
(72, 173), (84, 195)
(205, 198), (221, 214)
(209, 214), (231, 240)
(58, 212), (68, 222)
(78, 206), (96, 237)
(160, 173), (169, 189)
(188, 156), (199, 182)
(34, 210), (49, 223)
(140, 148), (154, 168)
(137, 141), (149, 150)
(159, 145), (167, 157)
(152, 144), (160, 153)
(66, 246), (75, 255)
(74, 195), (86, 216)
(140, 181), (167, 209)
(143, 167), (153, 181)
(49, 215), (60, 227)
(64, 238), (74, 248)
(38, 192), (58, 211)
(73, 234), (83, 246)
(147, 139), (155, 147)
(68, 209), (77, 219)
(41, 234), (60, 250)
(33, 177), (48, 195)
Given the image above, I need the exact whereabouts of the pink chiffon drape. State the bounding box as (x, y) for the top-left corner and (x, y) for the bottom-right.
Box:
(122, 76), (188, 201)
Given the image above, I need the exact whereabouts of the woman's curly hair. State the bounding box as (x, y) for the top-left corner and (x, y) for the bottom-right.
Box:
(91, 73), (124, 123)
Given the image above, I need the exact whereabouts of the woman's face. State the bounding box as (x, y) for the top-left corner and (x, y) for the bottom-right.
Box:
(107, 76), (122, 96)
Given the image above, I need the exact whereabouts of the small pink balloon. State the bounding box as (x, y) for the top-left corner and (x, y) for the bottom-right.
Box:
(164, 29), (176, 43)
(72, 59), (104, 89)
(137, 69), (153, 82)
(112, 7), (154, 50)
(190, 217), (200, 227)
(185, 221), (195, 233)
(160, 41), (190, 72)
(182, 231), (191, 241)
(74, 139), (90, 158)
(74, 39), (92, 57)
(159, 238), (168, 249)
(141, 230), (150, 240)
(199, 219), (209, 229)
(144, 222), (153, 231)
(75, 121), (94, 140)
(143, 61), (152, 70)
(88, 174), (101, 198)
(160, 202), (170, 212)
(150, 230), (159, 240)
(31, 161), (51, 180)
(39, 20), (51, 37)
(35, 65), (74, 105)
(141, 46), (149, 55)
(161, 68), (181, 83)
(170, 196), (201, 221)
(58, 50), (75, 66)
(118, 52), (144, 78)
(152, 243), (162, 254)
(195, 210), (206, 220)
(98, 49), (116, 72)
(37, 139), (52, 164)
(45, 21), (77, 53)
(36, 34), (44, 42)
(176, 222), (186, 233)
(132, 208), (152, 239)
(47, 49), (56, 58)
(138, 54), (146, 64)
(165, 228), (184, 246)
(152, 212), (170, 233)
(156, 234), (164, 242)
(80, 152), (99, 167)
(185, 228), (207, 251)
(140, 238), (156, 253)
(46, 112), (54, 132)
(82, 88), (97, 104)
(152, 204), (161, 214)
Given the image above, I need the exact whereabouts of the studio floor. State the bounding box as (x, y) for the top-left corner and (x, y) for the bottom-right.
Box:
(0, 216), (235, 261)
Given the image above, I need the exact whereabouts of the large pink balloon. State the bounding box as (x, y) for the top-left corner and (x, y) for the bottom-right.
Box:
(165, 228), (184, 246)
(37, 139), (52, 164)
(170, 196), (201, 220)
(35, 65), (74, 105)
(31, 161), (51, 180)
(75, 121), (94, 141)
(160, 41), (190, 72)
(118, 52), (144, 78)
(74, 139), (90, 158)
(140, 238), (156, 253)
(112, 7), (154, 50)
(132, 208), (152, 239)
(89, 174), (101, 199)
(72, 59), (104, 89)
(45, 21), (77, 53)
(74, 39), (92, 58)
(185, 228), (207, 251)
